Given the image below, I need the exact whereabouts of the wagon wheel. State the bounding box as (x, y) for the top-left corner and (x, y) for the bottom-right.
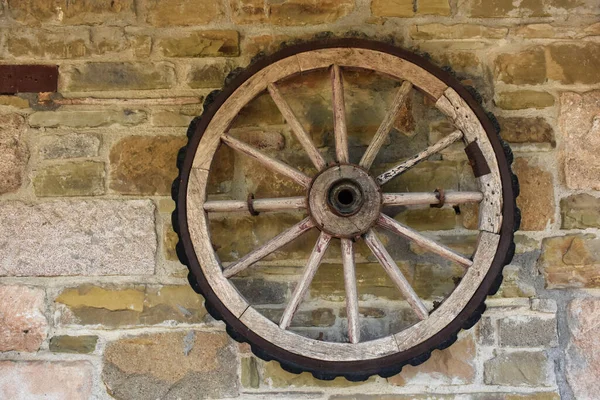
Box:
(173, 38), (518, 380)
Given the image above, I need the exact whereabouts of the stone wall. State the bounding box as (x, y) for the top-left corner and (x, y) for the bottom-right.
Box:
(0, 0), (599, 399)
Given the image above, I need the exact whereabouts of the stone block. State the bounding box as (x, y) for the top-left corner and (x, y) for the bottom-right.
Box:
(38, 133), (100, 159)
(232, 0), (268, 23)
(66, 62), (175, 91)
(7, 0), (135, 25)
(418, 0), (451, 15)
(0, 200), (156, 276)
(0, 114), (28, 195)
(388, 333), (476, 385)
(187, 61), (231, 89)
(561, 194), (600, 229)
(498, 316), (558, 347)
(463, 0), (599, 17)
(372, 0), (414, 17)
(143, 0), (226, 26)
(34, 161), (105, 197)
(6, 28), (88, 59)
(566, 298), (600, 399)
(158, 30), (239, 57)
(494, 48), (546, 85)
(29, 110), (146, 128)
(495, 91), (555, 110)
(56, 285), (206, 327)
(410, 24), (507, 39)
(261, 360), (373, 387)
(268, 0), (354, 25)
(241, 357), (260, 388)
(0, 286), (47, 352)
(484, 351), (551, 386)
(499, 117), (555, 145)
(394, 207), (458, 231)
(538, 234), (600, 289)
(0, 361), (93, 400)
(109, 135), (186, 195)
(0, 96), (29, 108)
(102, 331), (238, 399)
(49, 335), (97, 354)
(512, 158), (555, 231)
(559, 91), (600, 190)
(547, 42), (600, 84)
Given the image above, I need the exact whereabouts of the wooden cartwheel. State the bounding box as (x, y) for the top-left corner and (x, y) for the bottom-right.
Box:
(172, 38), (520, 380)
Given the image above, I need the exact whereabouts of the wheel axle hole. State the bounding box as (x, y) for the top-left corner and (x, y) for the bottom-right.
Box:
(337, 189), (354, 205)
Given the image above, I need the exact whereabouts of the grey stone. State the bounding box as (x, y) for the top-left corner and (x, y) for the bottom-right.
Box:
(477, 316), (495, 346)
(0, 200), (156, 276)
(484, 351), (551, 386)
(29, 110), (146, 128)
(66, 62), (175, 91)
(39, 133), (100, 159)
(498, 316), (558, 347)
(231, 278), (288, 305)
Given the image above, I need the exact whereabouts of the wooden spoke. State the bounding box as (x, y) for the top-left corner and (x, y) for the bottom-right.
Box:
(267, 83), (327, 171)
(382, 191), (483, 207)
(341, 238), (360, 344)
(223, 217), (315, 278)
(377, 130), (463, 185)
(360, 81), (413, 170)
(331, 64), (349, 163)
(363, 229), (429, 320)
(280, 232), (332, 329)
(204, 197), (306, 213)
(221, 135), (312, 188)
(376, 213), (473, 268)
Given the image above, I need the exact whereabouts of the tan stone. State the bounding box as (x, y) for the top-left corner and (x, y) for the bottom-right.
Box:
(103, 331), (238, 399)
(566, 298), (600, 399)
(56, 285), (206, 327)
(143, 0), (226, 26)
(512, 23), (579, 39)
(464, 0), (599, 18)
(261, 360), (373, 387)
(389, 333), (476, 385)
(151, 111), (195, 127)
(0, 114), (28, 195)
(0, 286), (47, 352)
(57, 285), (145, 312)
(7, 0), (135, 25)
(268, 0), (354, 25)
(129, 35), (152, 58)
(494, 48), (546, 84)
(29, 110), (146, 128)
(6, 28), (88, 59)
(0, 200), (156, 276)
(232, 0), (268, 23)
(207, 144), (235, 195)
(495, 91), (555, 110)
(495, 265), (536, 298)
(66, 62), (175, 92)
(0, 96), (29, 108)
(241, 357), (260, 388)
(34, 161), (105, 197)
(158, 31), (239, 57)
(418, 0), (451, 15)
(561, 194), (600, 229)
(547, 42), (600, 84)
(110, 135), (186, 195)
(380, 161), (460, 193)
(0, 361), (93, 400)
(372, 0), (414, 17)
(499, 117), (555, 144)
(538, 234), (600, 289)
(410, 24), (507, 39)
(559, 91), (600, 190)
(90, 27), (129, 55)
(163, 223), (179, 261)
(512, 158), (555, 231)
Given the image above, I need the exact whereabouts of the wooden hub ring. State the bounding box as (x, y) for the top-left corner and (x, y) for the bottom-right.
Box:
(308, 164), (381, 238)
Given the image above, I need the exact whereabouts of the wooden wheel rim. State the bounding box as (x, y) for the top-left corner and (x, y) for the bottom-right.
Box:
(178, 39), (515, 371)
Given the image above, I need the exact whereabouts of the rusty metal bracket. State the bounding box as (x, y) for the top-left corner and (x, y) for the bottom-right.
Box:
(247, 193), (260, 216)
(0, 65), (59, 94)
(430, 188), (446, 208)
(464, 141), (491, 177)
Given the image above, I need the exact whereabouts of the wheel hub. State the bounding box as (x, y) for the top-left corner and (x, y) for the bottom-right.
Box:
(308, 164), (381, 238)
